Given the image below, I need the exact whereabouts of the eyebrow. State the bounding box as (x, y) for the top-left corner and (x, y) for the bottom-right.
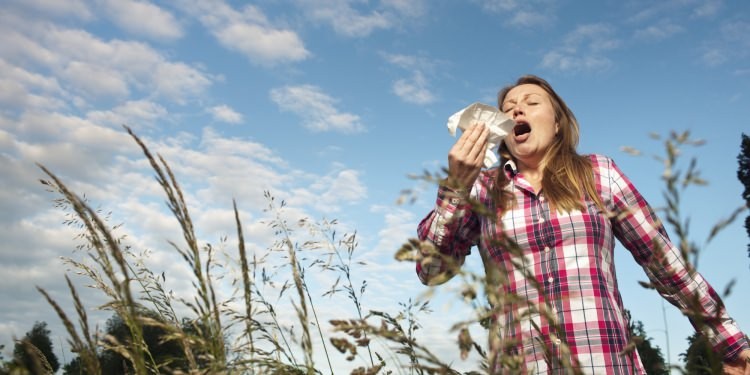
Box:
(502, 93), (543, 105)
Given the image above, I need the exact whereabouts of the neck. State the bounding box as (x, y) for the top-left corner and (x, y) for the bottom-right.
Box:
(516, 159), (545, 192)
(516, 157), (545, 179)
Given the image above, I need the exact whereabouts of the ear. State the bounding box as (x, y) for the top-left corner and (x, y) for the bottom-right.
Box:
(555, 122), (560, 135)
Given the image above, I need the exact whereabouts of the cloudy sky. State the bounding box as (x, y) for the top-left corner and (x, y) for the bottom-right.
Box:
(2, 0), (750, 372)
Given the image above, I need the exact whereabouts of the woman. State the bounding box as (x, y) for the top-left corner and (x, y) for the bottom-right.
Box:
(416, 75), (749, 374)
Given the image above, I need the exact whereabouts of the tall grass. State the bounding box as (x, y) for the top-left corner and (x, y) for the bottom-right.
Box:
(34, 126), (430, 374)
(23, 127), (744, 374)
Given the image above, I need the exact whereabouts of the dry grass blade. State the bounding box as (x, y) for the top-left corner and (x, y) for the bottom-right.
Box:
(18, 338), (53, 375)
(124, 125), (226, 369)
(37, 286), (101, 374)
(234, 199), (256, 358)
(37, 164), (149, 374)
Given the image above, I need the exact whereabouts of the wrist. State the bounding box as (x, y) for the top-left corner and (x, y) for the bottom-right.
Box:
(438, 183), (467, 203)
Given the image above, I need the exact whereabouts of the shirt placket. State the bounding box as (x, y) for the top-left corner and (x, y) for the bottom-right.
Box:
(536, 193), (565, 362)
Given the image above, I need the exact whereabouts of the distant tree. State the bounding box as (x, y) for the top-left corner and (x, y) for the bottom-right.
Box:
(680, 332), (723, 374)
(61, 356), (84, 375)
(106, 310), (202, 374)
(0, 344), (9, 375)
(11, 321), (60, 374)
(738, 133), (750, 263)
(63, 309), (209, 375)
(624, 309), (668, 375)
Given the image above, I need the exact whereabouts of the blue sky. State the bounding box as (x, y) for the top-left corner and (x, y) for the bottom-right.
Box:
(1, 0), (749, 372)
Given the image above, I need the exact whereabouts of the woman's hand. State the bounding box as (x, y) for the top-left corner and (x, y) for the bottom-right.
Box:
(723, 349), (750, 375)
(447, 123), (489, 190)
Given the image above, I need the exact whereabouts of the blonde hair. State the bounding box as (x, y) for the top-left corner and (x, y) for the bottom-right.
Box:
(495, 75), (603, 213)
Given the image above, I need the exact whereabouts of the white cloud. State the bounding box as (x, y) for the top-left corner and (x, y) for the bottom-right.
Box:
(626, 0), (722, 24)
(700, 48), (728, 67)
(479, 0), (521, 12)
(0, 16), (213, 107)
(721, 20), (750, 45)
(153, 61), (213, 104)
(0, 59), (63, 94)
(62, 60), (131, 98)
(283, 168), (367, 214)
(625, 1), (679, 23)
(309, 169), (368, 212)
(6, 0), (93, 20)
(366, 205), (416, 262)
(540, 23), (619, 73)
(86, 100), (169, 129)
(0, 27), (60, 69)
(382, 53), (421, 70)
(298, 0), (427, 37)
(509, 10), (549, 27)
(692, 0), (722, 18)
(634, 21), (684, 41)
(475, 0), (554, 27)
(102, 0), (184, 41)
(196, 127), (286, 165)
(179, 1), (309, 66)
(698, 20), (749, 67)
(10, 112), (138, 183)
(541, 52), (612, 72)
(214, 23), (309, 65)
(563, 24), (620, 52)
(0, 59), (67, 111)
(382, 53), (439, 105)
(393, 72), (435, 105)
(209, 105), (243, 124)
(381, 0), (427, 18)
(305, 0), (391, 37)
(269, 85), (365, 133)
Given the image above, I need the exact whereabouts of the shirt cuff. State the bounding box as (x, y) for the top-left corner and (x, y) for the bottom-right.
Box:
(436, 184), (468, 211)
(722, 333), (750, 361)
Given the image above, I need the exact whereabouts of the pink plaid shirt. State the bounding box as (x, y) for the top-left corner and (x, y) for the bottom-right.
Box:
(417, 154), (748, 374)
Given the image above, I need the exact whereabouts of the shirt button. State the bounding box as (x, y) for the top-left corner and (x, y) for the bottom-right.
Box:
(547, 277), (554, 283)
(553, 338), (562, 345)
(544, 247), (550, 253)
(450, 198), (460, 205)
(539, 218), (545, 224)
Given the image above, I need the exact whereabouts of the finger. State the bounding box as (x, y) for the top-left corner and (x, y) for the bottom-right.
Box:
(458, 123), (485, 151)
(466, 125), (490, 163)
(450, 124), (483, 165)
(452, 123), (478, 154)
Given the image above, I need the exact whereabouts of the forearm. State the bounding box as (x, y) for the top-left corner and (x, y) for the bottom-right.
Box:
(416, 185), (477, 284)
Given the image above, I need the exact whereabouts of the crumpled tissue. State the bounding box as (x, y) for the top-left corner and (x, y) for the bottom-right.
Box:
(446, 102), (515, 168)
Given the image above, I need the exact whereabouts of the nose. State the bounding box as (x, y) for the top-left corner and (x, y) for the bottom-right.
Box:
(512, 103), (524, 118)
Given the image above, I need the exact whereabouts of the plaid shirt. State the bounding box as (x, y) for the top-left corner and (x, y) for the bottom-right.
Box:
(417, 154), (748, 374)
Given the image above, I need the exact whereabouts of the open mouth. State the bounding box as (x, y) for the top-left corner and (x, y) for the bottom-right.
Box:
(513, 123), (531, 136)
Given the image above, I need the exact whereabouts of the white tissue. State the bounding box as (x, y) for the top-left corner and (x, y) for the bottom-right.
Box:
(446, 102), (515, 168)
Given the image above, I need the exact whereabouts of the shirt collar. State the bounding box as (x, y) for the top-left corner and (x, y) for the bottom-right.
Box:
(503, 159), (518, 177)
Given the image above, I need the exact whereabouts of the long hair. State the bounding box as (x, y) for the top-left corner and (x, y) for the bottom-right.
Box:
(495, 75), (603, 213)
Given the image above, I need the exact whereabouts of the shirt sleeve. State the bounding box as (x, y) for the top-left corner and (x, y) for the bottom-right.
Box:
(602, 156), (749, 360)
(415, 184), (481, 285)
